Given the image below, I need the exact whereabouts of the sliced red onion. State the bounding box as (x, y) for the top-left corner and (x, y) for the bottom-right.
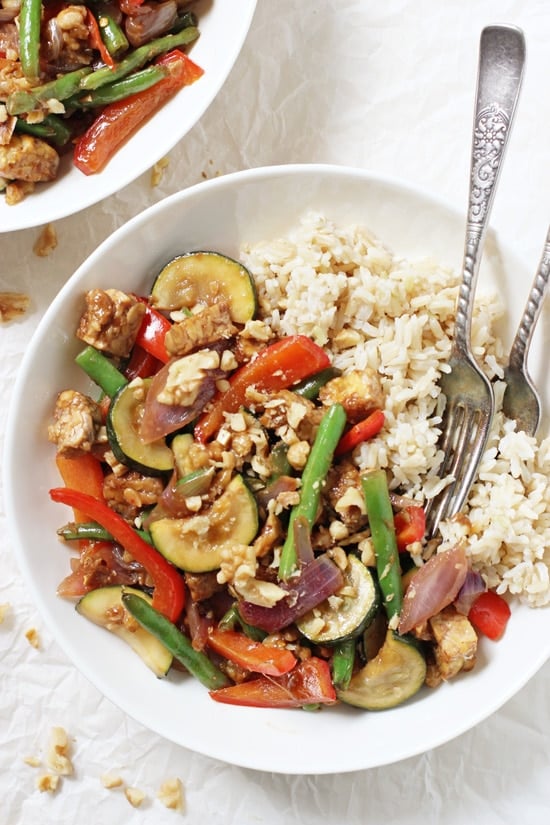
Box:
(42, 18), (63, 63)
(125, 1), (178, 48)
(398, 544), (468, 635)
(185, 599), (213, 652)
(239, 554), (344, 633)
(139, 359), (224, 443)
(454, 568), (486, 615)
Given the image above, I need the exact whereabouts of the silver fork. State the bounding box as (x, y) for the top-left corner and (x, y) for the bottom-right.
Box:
(502, 226), (550, 436)
(425, 25), (525, 540)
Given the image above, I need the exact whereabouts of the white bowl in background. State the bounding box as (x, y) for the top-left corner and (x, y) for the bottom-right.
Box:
(0, 0), (257, 233)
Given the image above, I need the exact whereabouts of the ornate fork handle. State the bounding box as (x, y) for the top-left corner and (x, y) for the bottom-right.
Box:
(454, 26), (525, 359)
(507, 229), (550, 373)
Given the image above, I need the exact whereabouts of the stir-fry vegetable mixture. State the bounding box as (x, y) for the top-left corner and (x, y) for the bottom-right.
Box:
(48, 251), (511, 711)
(0, 0), (202, 203)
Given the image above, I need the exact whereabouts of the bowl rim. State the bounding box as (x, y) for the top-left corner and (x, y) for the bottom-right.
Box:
(5, 162), (550, 774)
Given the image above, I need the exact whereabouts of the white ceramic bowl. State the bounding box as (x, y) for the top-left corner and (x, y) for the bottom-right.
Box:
(0, 0), (257, 233)
(5, 165), (550, 774)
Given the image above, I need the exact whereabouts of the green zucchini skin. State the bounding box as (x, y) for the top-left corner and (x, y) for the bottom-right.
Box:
(150, 251), (257, 324)
(106, 379), (174, 476)
(150, 474), (259, 572)
(76, 586), (173, 677)
(337, 629), (426, 710)
(296, 555), (380, 645)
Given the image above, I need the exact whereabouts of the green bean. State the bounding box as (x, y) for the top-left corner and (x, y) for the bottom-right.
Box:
(171, 10), (198, 34)
(293, 367), (342, 400)
(121, 592), (230, 690)
(97, 12), (130, 58)
(18, 0), (41, 81)
(74, 65), (168, 109)
(57, 520), (153, 545)
(219, 604), (267, 641)
(278, 403), (347, 579)
(80, 26), (199, 91)
(7, 68), (94, 116)
(361, 469), (403, 621)
(331, 638), (355, 690)
(15, 115), (72, 147)
(75, 346), (128, 398)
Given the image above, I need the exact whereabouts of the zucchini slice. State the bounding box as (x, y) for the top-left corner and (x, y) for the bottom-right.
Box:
(150, 251), (257, 324)
(337, 629), (426, 710)
(106, 378), (174, 475)
(296, 555), (379, 645)
(150, 474), (258, 572)
(76, 586), (173, 677)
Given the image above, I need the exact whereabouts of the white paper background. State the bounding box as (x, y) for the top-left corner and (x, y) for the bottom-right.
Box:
(2, 1), (550, 822)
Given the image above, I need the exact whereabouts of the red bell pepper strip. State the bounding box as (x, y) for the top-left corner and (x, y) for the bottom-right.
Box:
(209, 657), (337, 708)
(134, 302), (171, 364)
(207, 628), (297, 676)
(55, 453), (105, 520)
(49, 488), (185, 622)
(394, 504), (426, 552)
(194, 335), (331, 443)
(334, 409), (385, 457)
(86, 9), (116, 68)
(73, 49), (204, 175)
(468, 590), (511, 641)
(124, 342), (162, 380)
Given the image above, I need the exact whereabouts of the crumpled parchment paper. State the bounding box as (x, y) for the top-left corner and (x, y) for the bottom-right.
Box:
(2, 2), (550, 823)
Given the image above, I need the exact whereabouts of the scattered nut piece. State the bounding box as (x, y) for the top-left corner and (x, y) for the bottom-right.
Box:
(46, 726), (73, 776)
(101, 772), (124, 789)
(36, 773), (60, 793)
(125, 786), (146, 808)
(25, 628), (40, 649)
(151, 156), (169, 186)
(157, 777), (185, 812)
(33, 223), (58, 257)
(23, 756), (41, 768)
(0, 602), (11, 623)
(0, 292), (29, 322)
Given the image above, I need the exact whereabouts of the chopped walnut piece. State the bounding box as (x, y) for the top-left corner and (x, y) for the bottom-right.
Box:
(36, 773), (60, 793)
(33, 223), (58, 257)
(25, 628), (40, 648)
(125, 786), (146, 807)
(23, 755), (41, 768)
(46, 726), (74, 776)
(0, 291), (29, 321)
(101, 772), (124, 789)
(157, 777), (185, 812)
(0, 602), (11, 623)
(151, 156), (169, 186)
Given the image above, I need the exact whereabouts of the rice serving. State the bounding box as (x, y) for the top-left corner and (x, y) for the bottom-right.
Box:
(241, 212), (550, 608)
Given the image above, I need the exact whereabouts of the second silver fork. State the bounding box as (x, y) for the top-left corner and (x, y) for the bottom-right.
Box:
(425, 25), (525, 539)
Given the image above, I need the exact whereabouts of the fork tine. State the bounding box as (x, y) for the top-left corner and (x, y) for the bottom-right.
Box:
(425, 399), (492, 539)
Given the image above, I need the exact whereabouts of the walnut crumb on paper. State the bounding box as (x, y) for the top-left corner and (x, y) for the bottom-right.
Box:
(25, 627), (40, 648)
(101, 772), (124, 789)
(23, 756), (41, 768)
(151, 156), (169, 186)
(33, 223), (58, 257)
(157, 777), (185, 812)
(0, 292), (29, 322)
(125, 786), (147, 808)
(0, 602), (11, 623)
(46, 726), (74, 776)
(36, 773), (60, 794)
